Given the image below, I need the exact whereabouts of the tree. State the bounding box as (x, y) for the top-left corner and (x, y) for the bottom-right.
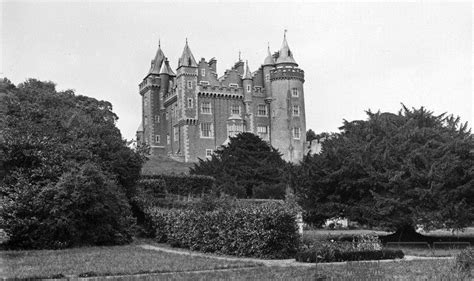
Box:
(190, 132), (288, 199)
(0, 78), (143, 248)
(293, 106), (473, 239)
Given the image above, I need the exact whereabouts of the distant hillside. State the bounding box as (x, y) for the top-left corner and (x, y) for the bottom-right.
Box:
(141, 155), (194, 175)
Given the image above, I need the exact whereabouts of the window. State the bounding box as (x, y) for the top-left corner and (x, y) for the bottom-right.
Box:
(154, 115), (160, 123)
(144, 97), (148, 106)
(167, 134), (170, 144)
(265, 74), (270, 81)
(257, 125), (268, 140)
(231, 105), (240, 115)
(165, 111), (168, 120)
(229, 83), (238, 88)
(200, 81), (209, 85)
(293, 105), (300, 116)
(155, 135), (161, 143)
(292, 88), (299, 97)
(173, 127), (178, 142)
(257, 104), (267, 116)
(205, 149), (213, 157)
(247, 85), (251, 92)
(187, 98), (193, 108)
(201, 101), (212, 114)
(201, 69), (206, 76)
(187, 81), (192, 89)
(201, 123), (213, 138)
(293, 127), (301, 139)
(144, 116), (148, 125)
(227, 124), (243, 137)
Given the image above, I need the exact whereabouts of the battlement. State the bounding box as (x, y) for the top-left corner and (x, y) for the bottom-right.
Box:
(139, 76), (160, 95)
(270, 67), (304, 82)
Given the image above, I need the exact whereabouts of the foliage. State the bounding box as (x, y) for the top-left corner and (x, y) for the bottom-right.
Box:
(0, 78), (143, 249)
(295, 248), (404, 263)
(293, 106), (473, 232)
(140, 174), (215, 197)
(454, 247), (474, 273)
(147, 200), (300, 258)
(306, 129), (317, 142)
(190, 132), (288, 199)
(1, 163), (135, 249)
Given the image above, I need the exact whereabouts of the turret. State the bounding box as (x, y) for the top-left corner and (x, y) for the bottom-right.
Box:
(242, 60), (253, 102)
(159, 58), (175, 94)
(269, 32), (306, 163)
(262, 44), (275, 98)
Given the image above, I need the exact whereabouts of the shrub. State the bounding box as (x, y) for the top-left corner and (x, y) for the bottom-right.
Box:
(147, 200), (300, 258)
(140, 174), (215, 196)
(454, 247), (474, 273)
(1, 163), (135, 249)
(295, 248), (404, 263)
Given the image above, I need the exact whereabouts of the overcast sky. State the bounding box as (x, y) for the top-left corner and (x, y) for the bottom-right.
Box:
(2, 1), (472, 140)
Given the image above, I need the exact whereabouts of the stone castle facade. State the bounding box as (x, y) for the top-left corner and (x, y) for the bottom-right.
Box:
(137, 34), (306, 163)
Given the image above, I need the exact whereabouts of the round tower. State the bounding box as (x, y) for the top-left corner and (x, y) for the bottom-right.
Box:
(269, 32), (306, 163)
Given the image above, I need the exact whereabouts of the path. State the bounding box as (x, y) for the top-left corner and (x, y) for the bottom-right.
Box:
(138, 244), (454, 267)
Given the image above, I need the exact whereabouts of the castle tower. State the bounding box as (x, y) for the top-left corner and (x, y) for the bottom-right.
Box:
(269, 32), (306, 162)
(138, 41), (165, 154)
(176, 39), (199, 162)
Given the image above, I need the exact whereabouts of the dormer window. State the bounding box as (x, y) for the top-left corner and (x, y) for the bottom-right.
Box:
(188, 58), (192, 66)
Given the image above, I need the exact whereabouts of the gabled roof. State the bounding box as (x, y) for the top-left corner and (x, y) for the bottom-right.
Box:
(149, 41), (165, 75)
(159, 58), (176, 76)
(276, 33), (297, 65)
(178, 39), (198, 68)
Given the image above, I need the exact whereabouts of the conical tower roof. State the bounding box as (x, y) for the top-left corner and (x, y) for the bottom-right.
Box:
(178, 39), (198, 67)
(242, 60), (252, 80)
(263, 44), (275, 66)
(159, 58), (176, 76)
(149, 40), (165, 75)
(276, 32), (297, 65)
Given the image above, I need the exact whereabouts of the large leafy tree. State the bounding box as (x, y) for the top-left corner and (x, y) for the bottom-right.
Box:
(293, 106), (473, 238)
(0, 78), (143, 248)
(190, 132), (288, 199)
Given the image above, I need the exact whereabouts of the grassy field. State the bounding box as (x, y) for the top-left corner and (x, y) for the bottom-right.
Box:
(1, 244), (259, 279)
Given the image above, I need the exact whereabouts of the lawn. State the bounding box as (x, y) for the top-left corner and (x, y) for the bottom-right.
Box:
(1, 244), (259, 279)
(141, 154), (193, 175)
(2, 242), (472, 280)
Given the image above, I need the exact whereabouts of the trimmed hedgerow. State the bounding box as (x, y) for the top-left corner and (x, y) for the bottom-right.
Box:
(295, 248), (404, 263)
(148, 201), (300, 259)
(140, 174), (215, 196)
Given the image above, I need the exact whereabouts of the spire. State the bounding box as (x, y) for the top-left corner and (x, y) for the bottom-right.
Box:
(263, 43), (275, 66)
(178, 39), (198, 67)
(242, 60), (252, 80)
(159, 57), (176, 76)
(149, 40), (165, 75)
(276, 30), (297, 65)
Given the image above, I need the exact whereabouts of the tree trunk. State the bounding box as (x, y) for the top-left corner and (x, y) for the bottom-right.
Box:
(388, 224), (427, 242)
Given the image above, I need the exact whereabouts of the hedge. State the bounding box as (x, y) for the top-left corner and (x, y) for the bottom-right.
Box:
(139, 174), (215, 196)
(147, 201), (300, 259)
(295, 249), (404, 263)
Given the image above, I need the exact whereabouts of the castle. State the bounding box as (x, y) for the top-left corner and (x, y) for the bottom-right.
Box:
(137, 33), (306, 163)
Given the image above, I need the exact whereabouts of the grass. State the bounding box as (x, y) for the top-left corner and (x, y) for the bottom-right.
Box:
(136, 260), (473, 280)
(1, 244), (259, 279)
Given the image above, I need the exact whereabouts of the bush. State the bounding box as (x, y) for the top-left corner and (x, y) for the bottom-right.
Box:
(454, 247), (474, 273)
(147, 200), (300, 258)
(1, 163), (135, 249)
(295, 248), (404, 263)
(140, 174), (215, 196)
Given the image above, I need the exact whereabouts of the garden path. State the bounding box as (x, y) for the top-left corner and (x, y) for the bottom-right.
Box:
(138, 244), (454, 267)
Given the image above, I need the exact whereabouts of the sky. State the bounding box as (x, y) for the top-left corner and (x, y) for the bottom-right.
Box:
(2, 1), (472, 140)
